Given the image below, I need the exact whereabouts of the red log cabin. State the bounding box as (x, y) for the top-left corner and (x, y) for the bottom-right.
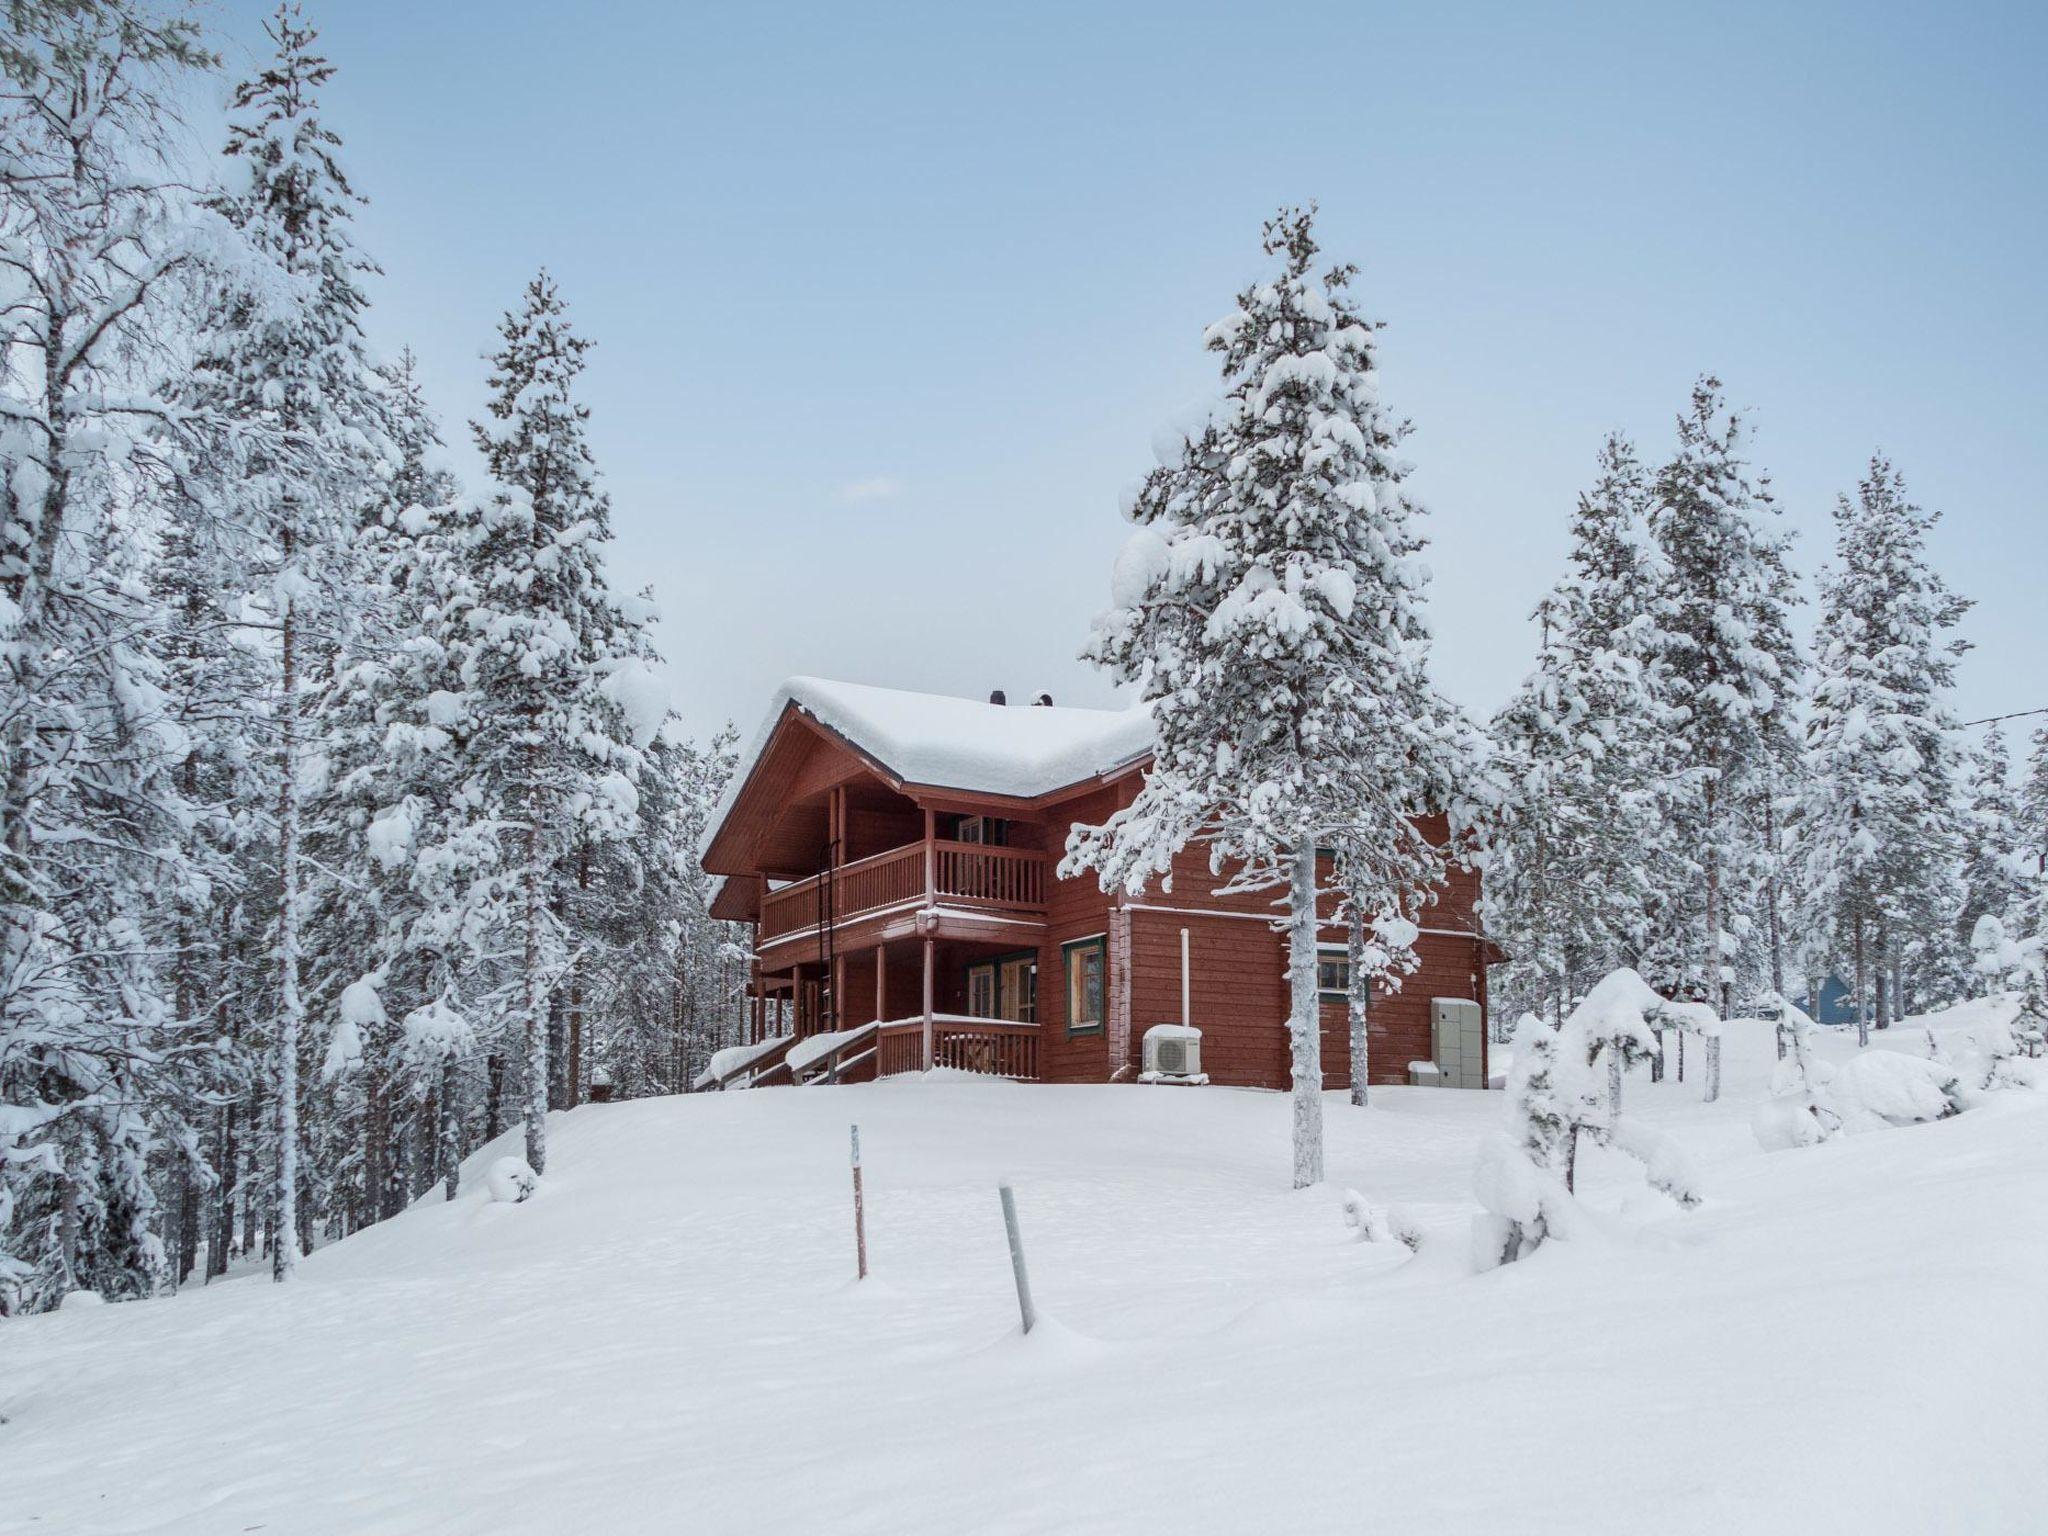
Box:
(697, 678), (1490, 1091)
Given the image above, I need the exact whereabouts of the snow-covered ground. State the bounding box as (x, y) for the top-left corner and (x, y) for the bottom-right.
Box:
(6, 1003), (2046, 1535)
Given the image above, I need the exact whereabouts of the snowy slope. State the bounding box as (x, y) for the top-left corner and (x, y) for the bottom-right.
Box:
(5, 1009), (2045, 1535)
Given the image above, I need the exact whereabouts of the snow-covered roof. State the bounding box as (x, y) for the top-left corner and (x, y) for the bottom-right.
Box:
(705, 677), (1153, 864)
(774, 677), (1152, 796)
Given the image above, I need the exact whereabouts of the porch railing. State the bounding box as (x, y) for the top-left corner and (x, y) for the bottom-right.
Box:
(876, 1015), (1039, 1081)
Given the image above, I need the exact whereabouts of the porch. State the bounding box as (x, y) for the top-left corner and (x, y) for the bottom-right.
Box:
(754, 927), (1042, 1082)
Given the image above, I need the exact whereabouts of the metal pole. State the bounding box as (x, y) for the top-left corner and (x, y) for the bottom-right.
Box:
(850, 1124), (868, 1280)
(998, 1182), (1035, 1334)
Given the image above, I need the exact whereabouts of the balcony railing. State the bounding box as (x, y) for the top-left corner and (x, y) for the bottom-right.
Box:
(757, 839), (1047, 945)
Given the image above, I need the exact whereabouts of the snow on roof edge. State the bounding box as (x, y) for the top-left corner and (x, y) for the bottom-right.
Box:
(701, 677), (1152, 867)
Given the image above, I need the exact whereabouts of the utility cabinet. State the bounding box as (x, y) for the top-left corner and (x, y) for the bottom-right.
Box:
(1425, 997), (1486, 1089)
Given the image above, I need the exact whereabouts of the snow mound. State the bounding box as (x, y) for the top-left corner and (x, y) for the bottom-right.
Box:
(486, 1157), (540, 1204)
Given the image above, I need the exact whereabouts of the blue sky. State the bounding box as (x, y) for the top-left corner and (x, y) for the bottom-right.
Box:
(213, 0), (2048, 744)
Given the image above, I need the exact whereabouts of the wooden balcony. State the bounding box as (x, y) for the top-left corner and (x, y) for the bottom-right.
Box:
(757, 838), (1048, 949)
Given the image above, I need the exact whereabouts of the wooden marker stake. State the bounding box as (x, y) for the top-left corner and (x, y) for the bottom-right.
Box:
(850, 1124), (868, 1280)
(999, 1182), (1035, 1334)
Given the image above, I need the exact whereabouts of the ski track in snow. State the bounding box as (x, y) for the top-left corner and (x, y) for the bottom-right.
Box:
(4, 1005), (2045, 1535)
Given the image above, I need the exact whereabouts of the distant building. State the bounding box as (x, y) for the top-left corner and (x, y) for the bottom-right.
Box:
(1812, 973), (1857, 1027)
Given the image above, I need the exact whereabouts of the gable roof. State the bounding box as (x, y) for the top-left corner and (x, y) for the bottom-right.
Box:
(702, 677), (1152, 871)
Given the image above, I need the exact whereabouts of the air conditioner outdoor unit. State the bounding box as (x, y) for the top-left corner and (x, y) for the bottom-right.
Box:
(1141, 1024), (1206, 1084)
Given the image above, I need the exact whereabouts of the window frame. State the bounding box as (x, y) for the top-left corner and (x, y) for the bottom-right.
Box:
(1317, 944), (1351, 1003)
(1061, 933), (1107, 1037)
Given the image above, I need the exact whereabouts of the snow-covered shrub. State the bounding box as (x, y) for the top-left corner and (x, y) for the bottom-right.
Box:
(1473, 971), (1707, 1270)
(1753, 995), (1844, 1150)
(1340, 1189), (1421, 1252)
(486, 1158), (540, 1204)
(1829, 1052), (1965, 1131)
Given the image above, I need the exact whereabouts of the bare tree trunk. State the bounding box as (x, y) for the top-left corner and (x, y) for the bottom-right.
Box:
(364, 1058), (388, 1225)
(1287, 841), (1324, 1190)
(567, 841), (588, 1107)
(273, 593), (303, 1283)
(1347, 905), (1369, 1107)
(522, 753), (549, 1175)
(1854, 910), (1870, 1048)
(440, 1058), (461, 1200)
(1875, 922), (1893, 1032)
(1765, 794), (1787, 1060)
(484, 1053), (504, 1141)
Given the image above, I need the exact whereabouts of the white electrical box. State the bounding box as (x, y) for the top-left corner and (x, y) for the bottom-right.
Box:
(1429, 998), (1487, 1089)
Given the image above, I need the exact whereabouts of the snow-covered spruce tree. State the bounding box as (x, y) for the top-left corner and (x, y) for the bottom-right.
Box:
(459, 271), (648, 1176)
(303, 349), (475, 1227)
(1488, 433), (1671, 1026)
(1954, 728), (2029, 997)
(2021, 728), (2048, 878)
(1642, 380), (1800, 1035)
(1791, 458), (1968, 1044)
(1064, 207), (1473, 1187)
(178, 5), (390, 1277)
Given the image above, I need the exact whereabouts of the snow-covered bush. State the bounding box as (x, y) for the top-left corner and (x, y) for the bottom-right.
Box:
(486, 1158), (540, 1205)
(1828, 1052), (1965, 1131)
(1340, 1190), (1421, 1252)
(1473, 971), (1706, 1270)
(1753, 995), (1844, 1150)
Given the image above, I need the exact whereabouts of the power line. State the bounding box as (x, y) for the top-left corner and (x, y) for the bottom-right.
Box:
(1961, 705), (2048, 729)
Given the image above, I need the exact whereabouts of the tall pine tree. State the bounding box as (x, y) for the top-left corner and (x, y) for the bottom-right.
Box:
(458, 272), (648, 1176)
(1792, 458), (1968, 1041)
(1065, 208), (1474, 1188)
(180, 4), (390, 1278)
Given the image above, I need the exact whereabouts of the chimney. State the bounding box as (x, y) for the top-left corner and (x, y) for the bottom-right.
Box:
(1032, 691), (1053, 707)
(988, 689), (1007, 706)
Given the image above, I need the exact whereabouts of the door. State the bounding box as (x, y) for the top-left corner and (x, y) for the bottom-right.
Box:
(966, 963), (997, 1019)
(999, 955), (1037, 1023)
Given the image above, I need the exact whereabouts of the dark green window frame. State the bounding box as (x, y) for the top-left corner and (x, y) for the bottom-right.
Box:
(1062, 934), (1107, 1037)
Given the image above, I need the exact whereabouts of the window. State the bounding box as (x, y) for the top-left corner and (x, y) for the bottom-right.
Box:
(1063, 935), (1106, 1035)
(1317, 946), (1351, 1002)
(967, 952), (1037, 1021)
(952, 815), (1007, 846)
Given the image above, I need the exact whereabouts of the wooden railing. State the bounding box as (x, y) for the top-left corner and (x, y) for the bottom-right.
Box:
(757, 839), (1046, 945)
(876, 1016), (1039, 1081)
(932, 840), (1046, 908)
(837, 842), (925, 918)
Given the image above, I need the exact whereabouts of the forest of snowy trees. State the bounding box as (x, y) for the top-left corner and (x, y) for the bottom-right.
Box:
(1485, 399), (2048, 1044)
(0, 3), (748, 1312)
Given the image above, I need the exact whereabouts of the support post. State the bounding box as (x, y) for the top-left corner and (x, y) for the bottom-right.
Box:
(875, 942), (886, 1022)
(850, 1124), (867, 1281)
(921, 937), (935, 1070)
(998, 1182), (1035, 1335)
